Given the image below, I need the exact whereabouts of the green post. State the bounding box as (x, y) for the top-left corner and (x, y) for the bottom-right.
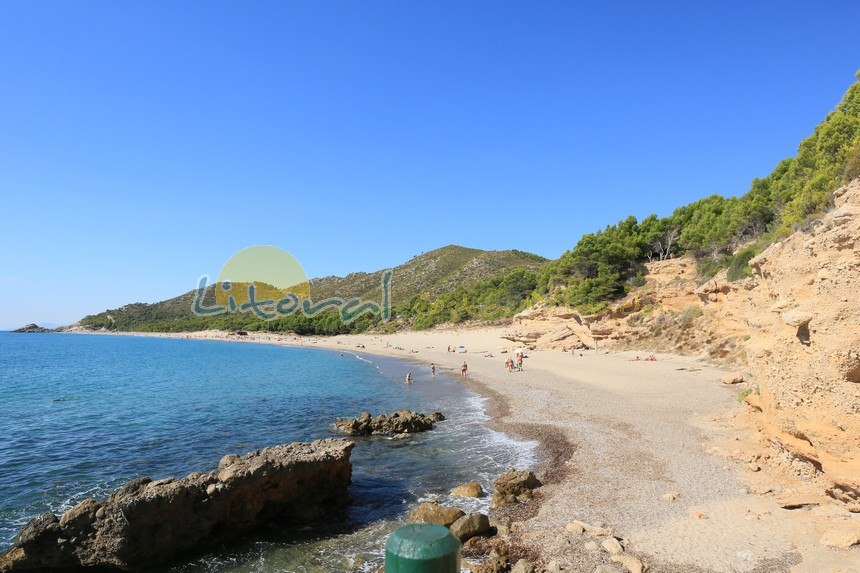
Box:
(385, 524), (461, 572)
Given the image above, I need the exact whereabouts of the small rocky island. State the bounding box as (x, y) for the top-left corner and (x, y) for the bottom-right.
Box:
(0, 439), (354, 572)
(11, 323), (53, 333)
(335, 410), (445, 436)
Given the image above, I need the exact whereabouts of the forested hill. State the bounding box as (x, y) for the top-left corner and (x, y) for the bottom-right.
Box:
(75, 246), (547, 334)
(75, 75), (860, 335)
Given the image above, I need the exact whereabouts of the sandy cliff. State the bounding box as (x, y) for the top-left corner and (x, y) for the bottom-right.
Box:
(505, 178), (860, 500)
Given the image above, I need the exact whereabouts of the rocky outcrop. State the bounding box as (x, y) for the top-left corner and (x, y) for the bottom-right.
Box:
(491, 469), (541, 507)
(504, 306), (595, 350)
(731, 179), (860, 491)
(335, 410), (445, 436)
(11, 324), (52, 333)
(0, 439), (354, 572)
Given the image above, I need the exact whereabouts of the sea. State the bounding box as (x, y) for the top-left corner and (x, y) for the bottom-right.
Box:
(0, 332), (537, 572)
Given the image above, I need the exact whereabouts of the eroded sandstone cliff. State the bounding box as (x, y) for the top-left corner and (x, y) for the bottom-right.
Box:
(504, 179), (860, 499)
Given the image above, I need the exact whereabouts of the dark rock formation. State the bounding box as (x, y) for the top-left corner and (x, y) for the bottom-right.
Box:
(11, 324), (52, 333)
(335, 410), (445, 436)
(491, 468), (542, 507)
(0, 439), (354, 572)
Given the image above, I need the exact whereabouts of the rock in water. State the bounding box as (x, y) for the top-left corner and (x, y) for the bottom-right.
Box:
(449, 512), (490, 541)
(406, 502), (465, 527)
(0, 439), (354, 572)
(451, 481), (484, 497)
(11, 323), (52, 333)
(491, 468), (542, 506)
(335, 410), (445, 436)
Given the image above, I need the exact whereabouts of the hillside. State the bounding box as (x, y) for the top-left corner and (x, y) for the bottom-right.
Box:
(74, 245), (547, 333)
(310, 245), (546, 302)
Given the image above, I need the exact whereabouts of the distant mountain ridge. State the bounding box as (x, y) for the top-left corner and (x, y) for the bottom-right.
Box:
(73, 245), (547, 332)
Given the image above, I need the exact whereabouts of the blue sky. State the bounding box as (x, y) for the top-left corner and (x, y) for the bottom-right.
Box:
(1, 1), (858, 329)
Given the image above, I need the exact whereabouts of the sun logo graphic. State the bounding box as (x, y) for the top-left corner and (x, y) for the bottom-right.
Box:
(192, 245), (391, 323)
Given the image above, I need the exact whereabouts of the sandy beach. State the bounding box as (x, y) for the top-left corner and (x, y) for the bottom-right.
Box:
(71, 327), (859, 573)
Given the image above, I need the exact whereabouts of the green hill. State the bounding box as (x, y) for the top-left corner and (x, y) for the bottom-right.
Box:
(75, 245), (547, 333)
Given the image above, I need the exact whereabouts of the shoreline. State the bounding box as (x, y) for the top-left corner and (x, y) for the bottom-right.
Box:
(56, 328), (860, 572)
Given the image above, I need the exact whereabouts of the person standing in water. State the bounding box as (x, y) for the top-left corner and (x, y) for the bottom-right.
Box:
(430, 363), (436, 376)
(460, 362), (468, 378)
(405, 372), (413, 384)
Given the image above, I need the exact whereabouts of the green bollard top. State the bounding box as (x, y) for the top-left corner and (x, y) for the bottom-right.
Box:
(386, 524), (461, 572)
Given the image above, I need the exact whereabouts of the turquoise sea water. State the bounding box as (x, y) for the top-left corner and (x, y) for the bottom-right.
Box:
(0, 332), (536, 572)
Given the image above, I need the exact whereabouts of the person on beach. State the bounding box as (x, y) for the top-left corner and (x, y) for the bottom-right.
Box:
(516, 354), (523, 371)
(505, 357), (513, 372)
(460, 362), (468, 378)
(431, 363), (436, 376)
(405, 372), (413, 384)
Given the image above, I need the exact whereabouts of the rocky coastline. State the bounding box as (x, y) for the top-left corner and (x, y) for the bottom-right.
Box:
(335, 410), (446, 436)
(0, 439), (355, 572)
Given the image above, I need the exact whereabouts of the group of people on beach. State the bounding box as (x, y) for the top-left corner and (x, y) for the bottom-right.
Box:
(628, 354), (658, 362)
(505, 352), (524, 372)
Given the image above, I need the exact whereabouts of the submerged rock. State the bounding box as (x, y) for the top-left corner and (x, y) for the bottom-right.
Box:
(335, 410), (445, 436)
(0, 439), (354, 572)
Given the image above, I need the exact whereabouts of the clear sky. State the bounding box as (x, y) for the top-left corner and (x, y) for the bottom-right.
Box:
(1, 1), (858, 329)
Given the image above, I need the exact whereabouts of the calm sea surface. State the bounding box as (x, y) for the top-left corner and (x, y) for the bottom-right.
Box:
(0, 332), (535, 572)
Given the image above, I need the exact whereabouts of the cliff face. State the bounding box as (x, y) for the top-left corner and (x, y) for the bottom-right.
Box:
(504, 179), (860, 498)
(0, 439), (355, 572)
(731, 179), (860, 494)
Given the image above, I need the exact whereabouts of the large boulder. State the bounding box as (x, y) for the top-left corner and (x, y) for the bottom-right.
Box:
(491, 468), (542, 507)
(0, 439), (354, 572)
(449, 512), (490, 541)
(335, 410), (445, 436)
(406, 502), (465, 527)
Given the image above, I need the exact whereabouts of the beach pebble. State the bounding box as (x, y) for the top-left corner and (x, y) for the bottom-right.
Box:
(690, 512), (707, 519)
(570, 519), (613, 537)
(661, 491), (680, 501)
(511, 559), (536, 573)
(564, 522), (585, 534)
(610, 554), (644, 573)
(601, 537), (624, 555)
